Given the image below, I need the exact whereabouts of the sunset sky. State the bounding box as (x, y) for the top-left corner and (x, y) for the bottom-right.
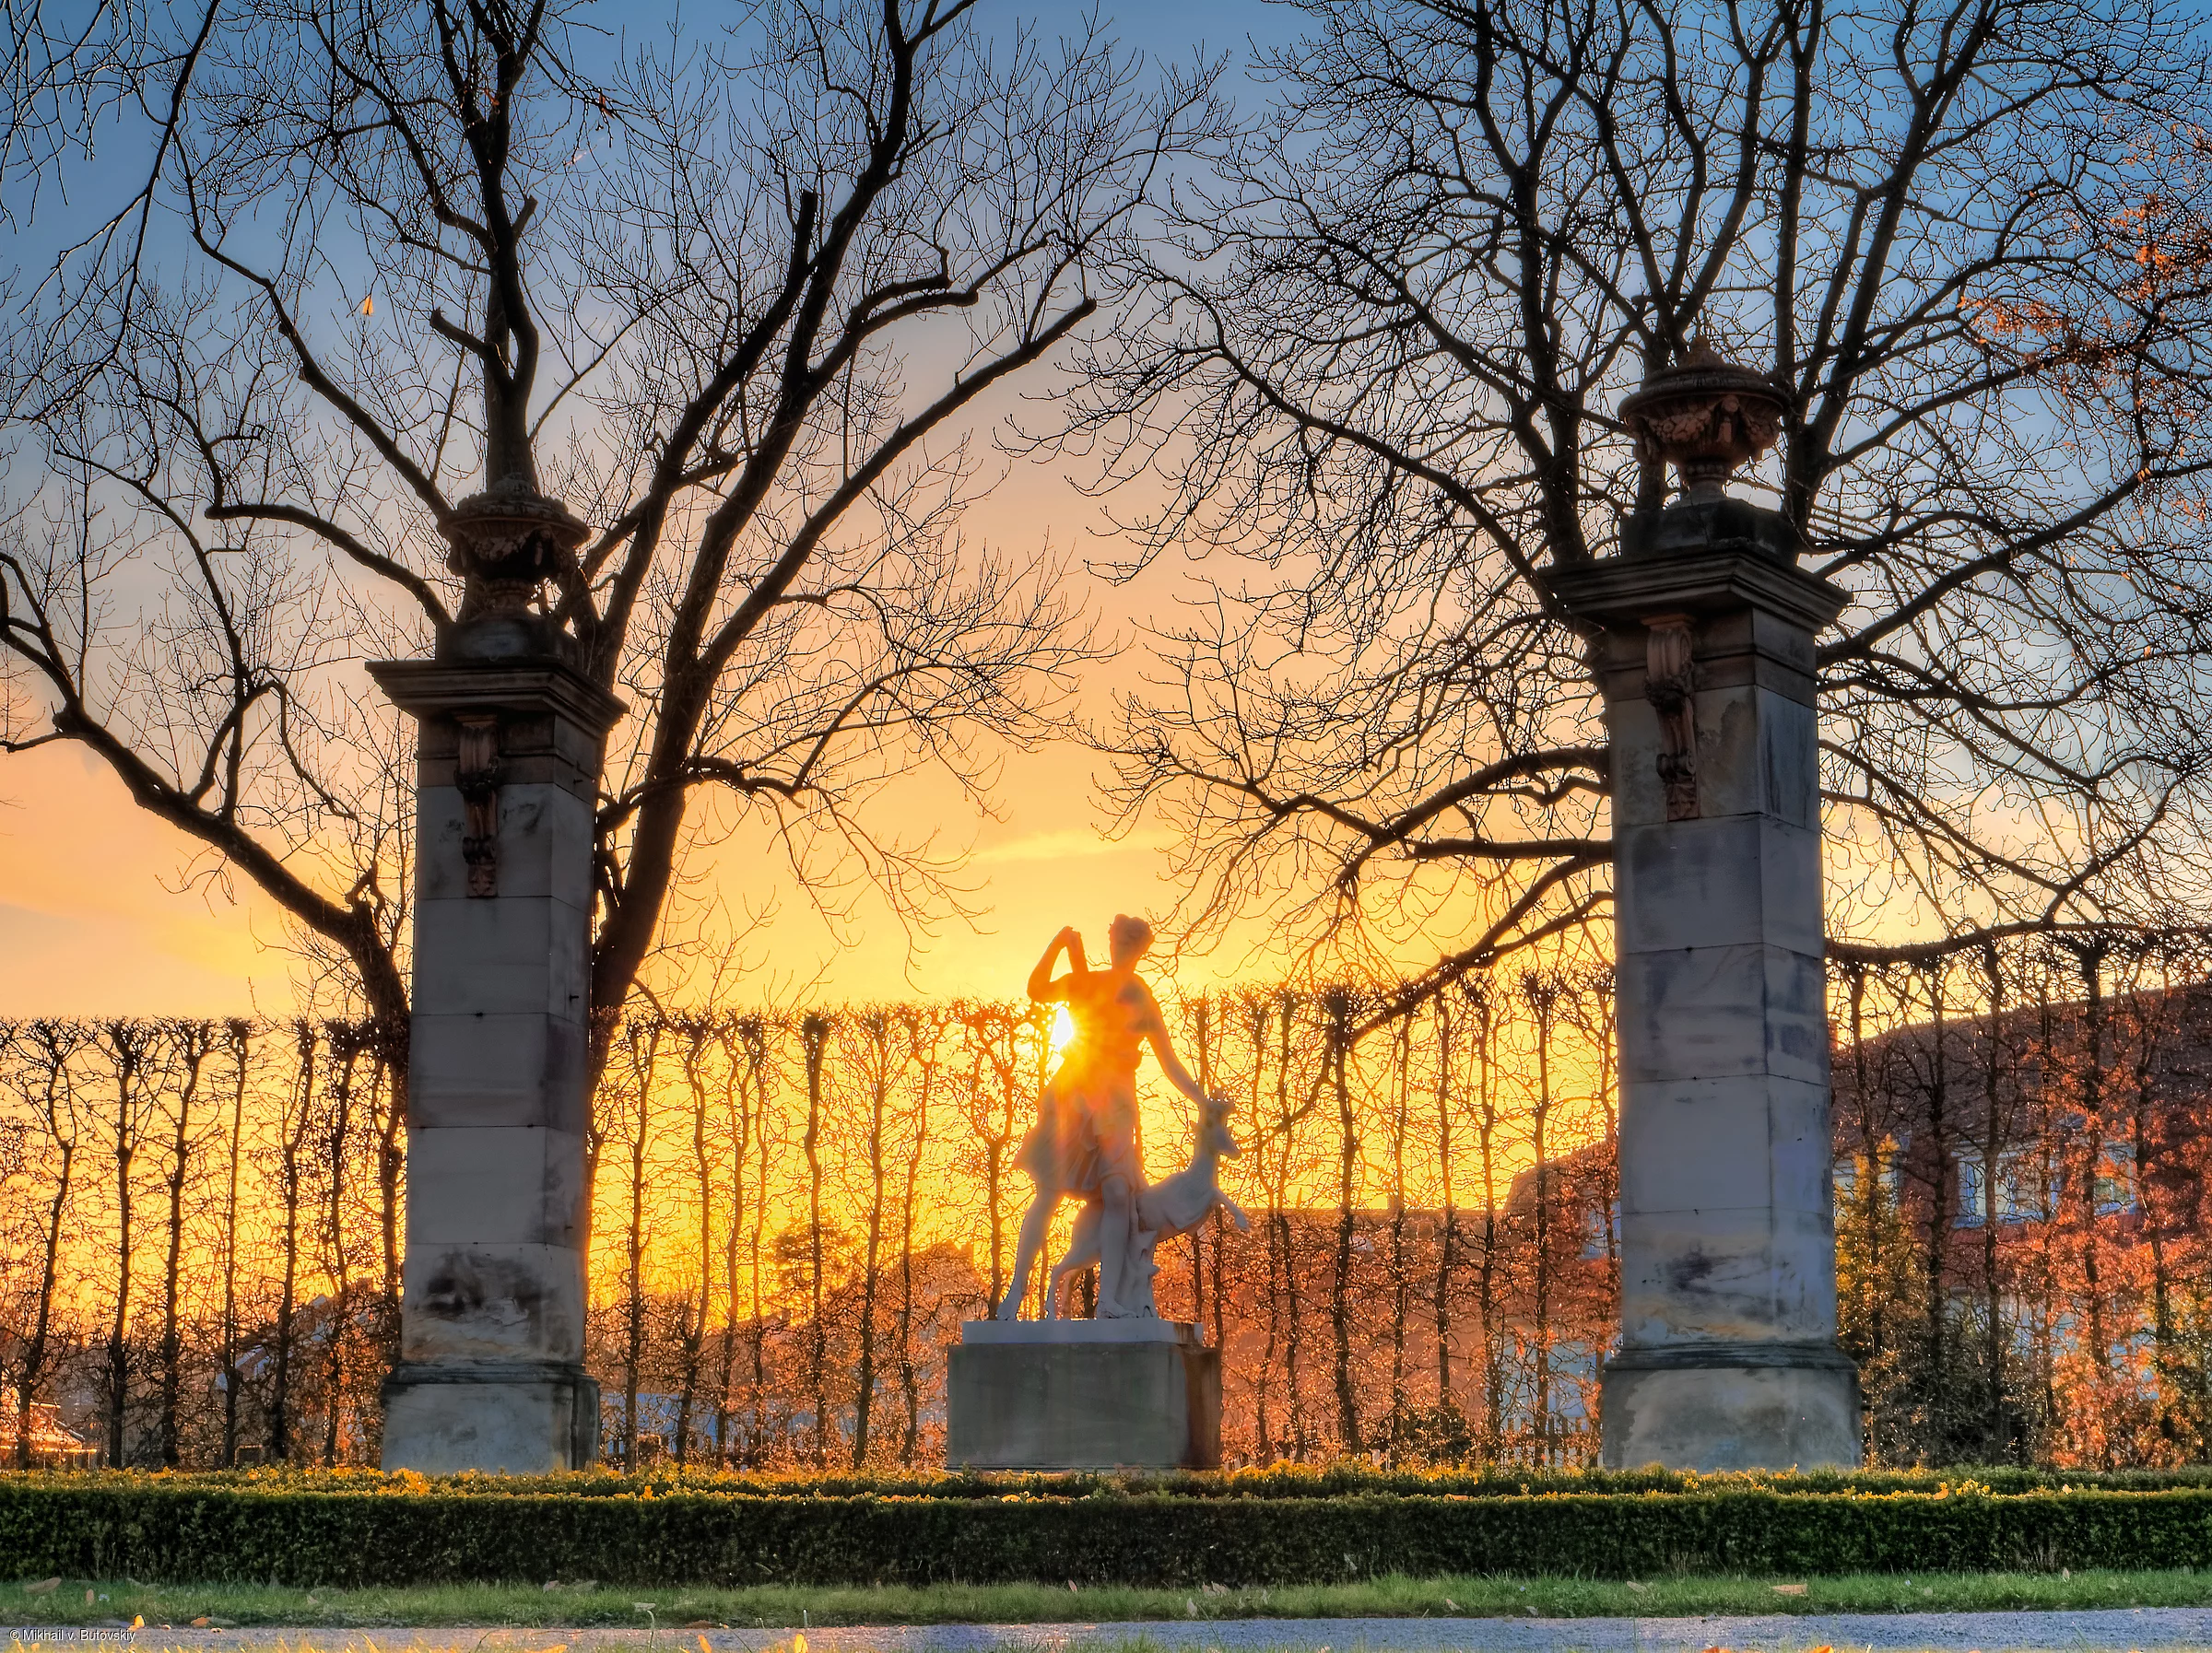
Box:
(0, 0), (1328, 1019)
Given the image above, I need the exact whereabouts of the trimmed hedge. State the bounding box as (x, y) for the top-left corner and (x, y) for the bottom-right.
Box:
(5, 1471), (2212, 1585)
(17, 1461), (2210, 1498)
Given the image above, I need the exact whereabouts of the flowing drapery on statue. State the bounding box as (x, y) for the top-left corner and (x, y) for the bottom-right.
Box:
(948, 915), (1235, 1468)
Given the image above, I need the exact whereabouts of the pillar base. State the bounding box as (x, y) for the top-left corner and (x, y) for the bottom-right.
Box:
(380, 1361), (599, 1474)
(1599, 1342), (1859, 1471)
(947, 1321), (1219, 1470)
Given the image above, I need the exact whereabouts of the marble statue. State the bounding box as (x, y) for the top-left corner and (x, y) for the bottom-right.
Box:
(996, 915), (1233, 1319)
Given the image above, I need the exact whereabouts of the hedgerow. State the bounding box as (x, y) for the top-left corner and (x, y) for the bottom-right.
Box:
(4, 1469), (2211, 1585)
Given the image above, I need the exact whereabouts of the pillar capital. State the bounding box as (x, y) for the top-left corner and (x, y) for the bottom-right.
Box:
(1547, 507), (1848, 638)
(367, 660), (623, 798)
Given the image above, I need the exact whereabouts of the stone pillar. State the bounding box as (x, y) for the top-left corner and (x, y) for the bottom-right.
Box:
(370, 488), (620, 1473)
(1548, 351), (1860, 1470)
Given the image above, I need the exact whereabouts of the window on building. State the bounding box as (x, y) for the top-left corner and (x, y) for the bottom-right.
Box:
(1956, 1155), (1987, 1227)
(2096, 1142), (2138, 1217)
(1996, 1152), (2054, 1222)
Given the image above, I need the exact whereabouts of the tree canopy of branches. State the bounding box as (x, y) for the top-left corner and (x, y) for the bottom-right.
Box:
(1064, 0), (2212, 998)
(0, 0), (1222, 1038)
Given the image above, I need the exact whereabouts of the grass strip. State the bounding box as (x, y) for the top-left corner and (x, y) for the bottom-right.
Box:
(5, 1569), (2212, 1628)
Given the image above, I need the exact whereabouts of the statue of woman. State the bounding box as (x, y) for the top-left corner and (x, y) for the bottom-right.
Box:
(996, 914), (1214, 1319)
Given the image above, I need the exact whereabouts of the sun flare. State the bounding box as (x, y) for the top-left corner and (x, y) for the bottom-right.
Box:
(1049, 1002), (1076, 1066)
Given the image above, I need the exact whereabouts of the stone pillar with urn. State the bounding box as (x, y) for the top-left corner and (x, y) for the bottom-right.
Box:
(370, 483), (620, 1473)
(1549, 346), (1862, 1470)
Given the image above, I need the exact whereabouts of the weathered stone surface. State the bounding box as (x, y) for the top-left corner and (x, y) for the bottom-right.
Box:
(371, 652), (618, 1474)
(406, 1015), (591, 1133)
(382, 1362), (599, 1475)
(1690, 686), (1821, 825)
(1551, 514), (1859, 1471)
(395, 1239), (589, 1362)
(417, 783), (595, 906)
(413, 897), (592, 1019)
(947, 1321), (1219, 1470)
(1615, 1074), (1832, 1218)
(962, 1317), (1197, 1344)
(1616, 1205), (1841, 1345)
(404, 1127), (588, 1246)
(1614, 816), (1823, 955)
(1613, 944), (1830, 1088)
(1599, 1356), (1860, 1471)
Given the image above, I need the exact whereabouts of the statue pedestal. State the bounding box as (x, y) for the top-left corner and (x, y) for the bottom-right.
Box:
(947, 1320), (1219, 1471)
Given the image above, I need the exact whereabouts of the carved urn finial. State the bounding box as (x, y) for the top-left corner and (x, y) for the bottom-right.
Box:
(440, 482), (590, 627)
(1618, 340), (1788, 504)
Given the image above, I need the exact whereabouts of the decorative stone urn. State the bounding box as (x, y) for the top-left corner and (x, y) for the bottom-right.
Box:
(1618, 341), (1790, 503)
(1547, 345), (1862, 1471)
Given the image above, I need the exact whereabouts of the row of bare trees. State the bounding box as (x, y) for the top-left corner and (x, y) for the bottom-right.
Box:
(582, 976), (1620, 1470)
(0, 1018), (401, 1469)
(0, 973), (1624, 1471)
(1837, 935), (2212, 1467)
(15, 936), (2212, 1470)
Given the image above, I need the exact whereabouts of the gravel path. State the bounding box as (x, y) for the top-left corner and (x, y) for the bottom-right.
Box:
(10, 1612), (2212, 1652)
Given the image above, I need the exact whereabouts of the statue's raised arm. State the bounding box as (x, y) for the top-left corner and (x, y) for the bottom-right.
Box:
(1027, 925), (1086, 1003)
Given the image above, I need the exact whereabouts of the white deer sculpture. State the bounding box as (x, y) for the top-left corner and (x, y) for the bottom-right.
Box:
(1047, 1092), (1251, 1319)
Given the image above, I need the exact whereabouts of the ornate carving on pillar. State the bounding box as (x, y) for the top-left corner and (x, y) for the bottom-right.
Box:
(454, 713), (503, 897)
(1641, 614), (1699, 820)
(1618, 340), (1788, 503)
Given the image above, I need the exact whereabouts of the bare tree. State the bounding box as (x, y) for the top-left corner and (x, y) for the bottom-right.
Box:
(0, 0), (1222, 1058)
(155, 1021), (212, 1467)
(800, 1010), (830, 1467)
(216, 1019), (250, 1468)
(267, 1022), (319, 1462)
(1465, 979), (1505, 1458)
(671, 1016), (715, 1466)
(612, 1018), (660, 1471)
(96, 1021), (159, 1466)
(3, 1021), (86, 1467)
(896, 1005), (943, 1463)
(1062, 0), (2212, 997)
(848, 1009), (894, 1467)
(1324, 986), (1361, 1453)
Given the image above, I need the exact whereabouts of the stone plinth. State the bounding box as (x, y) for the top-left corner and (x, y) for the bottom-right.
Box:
(1550, 498), (1861, 1471)
(369, 653), (621, 1474)
(947, 1320), (1220, 1471)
